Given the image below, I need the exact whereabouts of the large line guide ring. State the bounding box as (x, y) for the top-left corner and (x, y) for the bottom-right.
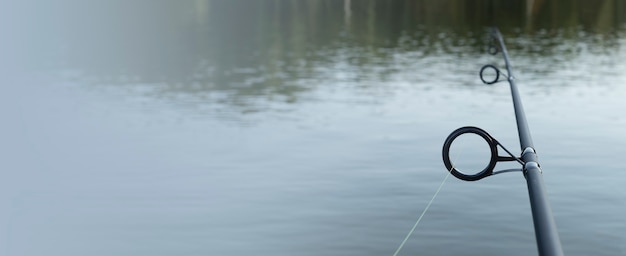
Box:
(442, 126), (521, 181)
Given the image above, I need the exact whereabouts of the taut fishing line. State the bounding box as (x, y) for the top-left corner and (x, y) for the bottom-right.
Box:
(391, 168), (451, 256)
(391, 128), (523, 256)
(391, 140), (475, 256)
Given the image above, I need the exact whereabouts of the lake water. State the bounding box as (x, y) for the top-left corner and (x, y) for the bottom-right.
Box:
(2, 1), (626, 256)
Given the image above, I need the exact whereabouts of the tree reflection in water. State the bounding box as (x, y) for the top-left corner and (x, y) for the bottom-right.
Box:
(47, 0), (626, 117)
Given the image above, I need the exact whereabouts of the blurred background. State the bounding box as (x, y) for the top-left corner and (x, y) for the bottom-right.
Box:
(1, 1), (626, 255)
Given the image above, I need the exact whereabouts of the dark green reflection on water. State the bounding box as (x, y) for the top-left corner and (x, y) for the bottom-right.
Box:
(52, 0), (626, 113)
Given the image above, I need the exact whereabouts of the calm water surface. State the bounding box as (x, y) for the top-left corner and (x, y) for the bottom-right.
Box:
(2, 1), (626, 256)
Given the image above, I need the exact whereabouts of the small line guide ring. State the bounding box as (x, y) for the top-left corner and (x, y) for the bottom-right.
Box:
(488, 44), (499, 55)
(479, 65), (500, 85)
(442, 126), (498, 181)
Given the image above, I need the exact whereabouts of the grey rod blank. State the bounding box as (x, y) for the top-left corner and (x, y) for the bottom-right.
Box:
(492, 28), (564, 256)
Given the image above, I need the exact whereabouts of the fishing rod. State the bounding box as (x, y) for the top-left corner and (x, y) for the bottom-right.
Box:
(441, 28), (564, 256)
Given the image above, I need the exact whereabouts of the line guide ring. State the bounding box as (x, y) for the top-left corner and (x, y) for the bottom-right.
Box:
(488, 44), (499, 55)
(442, 126), (520, 181)
(479, 64), (501, 84)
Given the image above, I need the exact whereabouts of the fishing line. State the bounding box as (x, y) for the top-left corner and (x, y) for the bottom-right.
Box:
(391, 154), (458, 256)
